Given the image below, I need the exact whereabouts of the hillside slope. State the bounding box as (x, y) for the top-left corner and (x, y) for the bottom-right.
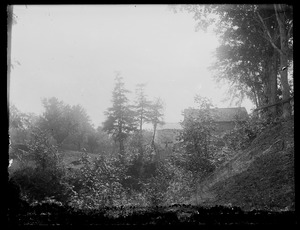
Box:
(191, 118), (294, 211)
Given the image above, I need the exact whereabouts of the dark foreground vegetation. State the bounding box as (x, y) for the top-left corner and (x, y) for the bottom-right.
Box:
(7, 181), (296, 226)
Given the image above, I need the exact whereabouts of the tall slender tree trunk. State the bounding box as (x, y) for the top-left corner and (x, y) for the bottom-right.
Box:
(152, 122), (159, 161)
(275, 4), (291, 119)
(270, 50), (278, 116)
(268, 50), (278, 116)
(251, 88), (260, 118)
(152, 123), (158, 149)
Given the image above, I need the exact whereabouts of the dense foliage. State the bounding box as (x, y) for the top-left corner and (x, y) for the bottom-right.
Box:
(177, 4), (293, 119)
(8, 80), (199, 212)
(9, 128), (73, 204)
(178, 96), (217, 179)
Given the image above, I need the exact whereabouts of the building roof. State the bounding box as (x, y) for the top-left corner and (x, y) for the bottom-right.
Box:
(184, 107), (249, 122)
(156, 107), (249, 131)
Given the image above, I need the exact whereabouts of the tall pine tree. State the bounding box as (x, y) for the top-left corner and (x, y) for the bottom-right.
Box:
(103, 74), (136, 162)
(134, 84), (152, 155)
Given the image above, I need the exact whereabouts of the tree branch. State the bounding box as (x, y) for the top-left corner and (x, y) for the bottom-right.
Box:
(274, 4), (289, 57)
(254, 97), (293, 111)
(256, 9), (283, 56)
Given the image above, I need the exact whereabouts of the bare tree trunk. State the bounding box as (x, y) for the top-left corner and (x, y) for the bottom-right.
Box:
(275, 4), (291, 119)
(152, 123), (157, 149)
(152, 123), (159, 161)
(250, 79), (259, 109)
(268, 50), (278, 116)
(256, 4), (292, 119)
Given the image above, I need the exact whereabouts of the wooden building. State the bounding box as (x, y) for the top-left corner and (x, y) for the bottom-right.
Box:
(155, 107), (249, 149)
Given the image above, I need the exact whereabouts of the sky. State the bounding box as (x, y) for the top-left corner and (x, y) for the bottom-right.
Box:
(9, 5), (255, 128)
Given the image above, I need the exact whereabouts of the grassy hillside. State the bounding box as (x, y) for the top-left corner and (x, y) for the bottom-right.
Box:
(192, 118), (294, 211)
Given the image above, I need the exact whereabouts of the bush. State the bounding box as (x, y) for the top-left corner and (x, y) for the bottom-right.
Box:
(142, 176), (166, 206)
(67, 155), (129, 209)
(9, 128), (73, 204)
(136, 158), (198, 206)
(164, 166), (195, 205)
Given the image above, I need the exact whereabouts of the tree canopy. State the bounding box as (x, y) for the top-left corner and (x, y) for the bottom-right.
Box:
(180, 4), (293, 118)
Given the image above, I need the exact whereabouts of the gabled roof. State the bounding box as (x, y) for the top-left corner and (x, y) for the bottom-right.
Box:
(156, 107), (249, 131)
(184, 107), (249, 122)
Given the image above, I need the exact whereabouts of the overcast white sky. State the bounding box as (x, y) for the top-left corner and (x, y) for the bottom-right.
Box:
(9, 5), (255, 128)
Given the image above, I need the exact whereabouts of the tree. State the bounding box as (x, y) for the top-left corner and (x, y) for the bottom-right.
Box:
(255, 4), (293, 118)
(9, 104), (27, 130)
(40, 97), (78, 147)
(179, 96), (216, 177)
(134, 84), (152, 134)
(86, 129), (99, 153)
(68, 104), (93, 151)
(180, 4), (293, 118)
(133, 83), (153, 157)
(10, 128), (72, 203)
(96, 126), (115, 156)
(9, 104), (42, 146)
(148, 98), (165, 152)
(210, 13), (279, 115)
(103, 74), (137, 162)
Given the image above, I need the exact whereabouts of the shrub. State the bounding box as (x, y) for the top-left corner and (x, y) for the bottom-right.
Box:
(9, 128), (73, 204)
(67, 155), (128, 209)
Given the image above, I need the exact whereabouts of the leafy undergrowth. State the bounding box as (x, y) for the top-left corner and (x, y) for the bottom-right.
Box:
(59, 150), (99, 169)
(8, 203), (296, 225)
(200, 118), (294, 211)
